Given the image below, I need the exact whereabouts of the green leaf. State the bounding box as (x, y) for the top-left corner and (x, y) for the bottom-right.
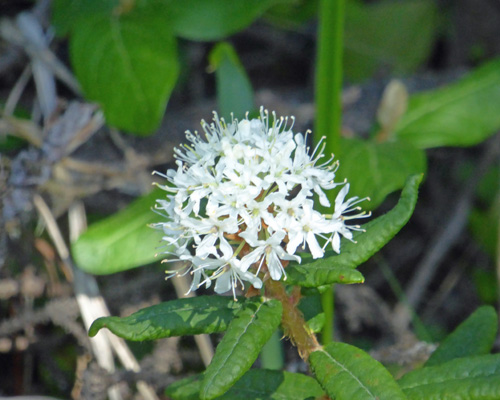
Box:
(200, 299), (283, 400)
(425, 306), (498, 367)
(473, 269), (498, 305)
(70, 11), (179, 134)
(310, 342), (408, 400)
(469, 206), (499, 260)
(72, 189), (164, 274)
(286, 174), (422, 287)
(286, 261), (365, 288)
(338, 137), (427, 210)
(265, 0), (318, 29)
(330, 173), (422, 269)
(51, 0), (117, 36)
(344, 0), (437, 81)
(166, 375), (201, 400)
(395, 58), (500, 148)
(0, 105), (30, 151)
(399, 354), (500, 400)
(299, 294), (325, 333)
(169, 0), (283, 41)
(88, 296), (242, 339)
(209, 42), (254, 121)
(166, 369), (325, 400)
(0, 135), (26, 151)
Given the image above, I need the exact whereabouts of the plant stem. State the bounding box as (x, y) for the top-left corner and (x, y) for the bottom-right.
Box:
(260, 329), (284, 370)
(265, 278), (321, 361)
(321, 285), (334, 344)
(315, 0), (345, 155)
(315, 0), (346, 345)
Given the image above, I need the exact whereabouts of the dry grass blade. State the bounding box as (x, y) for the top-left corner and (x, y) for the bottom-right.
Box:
(33, 195), (159, 400)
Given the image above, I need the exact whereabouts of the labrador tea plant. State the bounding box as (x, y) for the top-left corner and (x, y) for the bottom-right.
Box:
(89, 110), (500, 400)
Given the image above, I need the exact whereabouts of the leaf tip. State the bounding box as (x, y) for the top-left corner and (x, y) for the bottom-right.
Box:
(88, 318), (106, 337)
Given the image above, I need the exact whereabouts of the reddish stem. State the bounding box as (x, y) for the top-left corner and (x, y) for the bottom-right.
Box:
(265, 278), (321, 361)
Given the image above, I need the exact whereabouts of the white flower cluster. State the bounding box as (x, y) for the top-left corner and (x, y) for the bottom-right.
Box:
(153, 108), (367, 298)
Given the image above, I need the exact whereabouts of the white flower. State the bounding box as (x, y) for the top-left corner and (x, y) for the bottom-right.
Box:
(153, 107), (368, 298)
(286, 201), (333, 259)
(239, 230), (300, 280)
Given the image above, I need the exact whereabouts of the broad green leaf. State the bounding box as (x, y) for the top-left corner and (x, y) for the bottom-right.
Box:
(344, 0), (437, 81)
(265, 0), (318, 29)
(209, 42), (254, 121)
(169, 0), (284, 41)
(88, 296), (242, 339)
(70, 12), (179, 134)
(166, 369), (325, 400)
(51, 0), (117, 36)
(286, 174), (422, 287)
(310, 342), (407, 400)
(399, 354), (500, 400)
(72, 189), (164, 274)
(395, 58), (500, 148)
(425, 306), (498, 367)
(200, 299), (283, 400)
(337, 137), (426, 210)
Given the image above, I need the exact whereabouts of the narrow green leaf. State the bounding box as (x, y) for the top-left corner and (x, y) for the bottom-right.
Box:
(330, 173), (422, 269)
(473, 270), (498, 305)
(208, 42), (254, 121)
(395, 58), (500, 148)
(169, 0), (283, 41)
(286, 174), (422, 287)
(286, 262), (365, 288)
(70, 11), (179, 134)
(425, 306), (498, 367)
(399, 354), (500, 400)
(310, 342), (408, 400)
(468, 166), (500, 259)
(166, 369), (325, 400)
(469, 208), (499, 260)
(344, 0), (437, 80)
(200, 298), (283, 400)
(88, 296), (242, 340)
(337, 137), (426, 210)
(166, 375), (201, 400)
(72, 189), (164, 274)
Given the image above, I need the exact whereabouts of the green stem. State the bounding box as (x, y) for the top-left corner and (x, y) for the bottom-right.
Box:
(315, 0), (345, 345)
(321, 285), (334, 344)
(265, 279), (320, 361)
(315, 0), (345, 156)
(260, 329), (284, 370)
